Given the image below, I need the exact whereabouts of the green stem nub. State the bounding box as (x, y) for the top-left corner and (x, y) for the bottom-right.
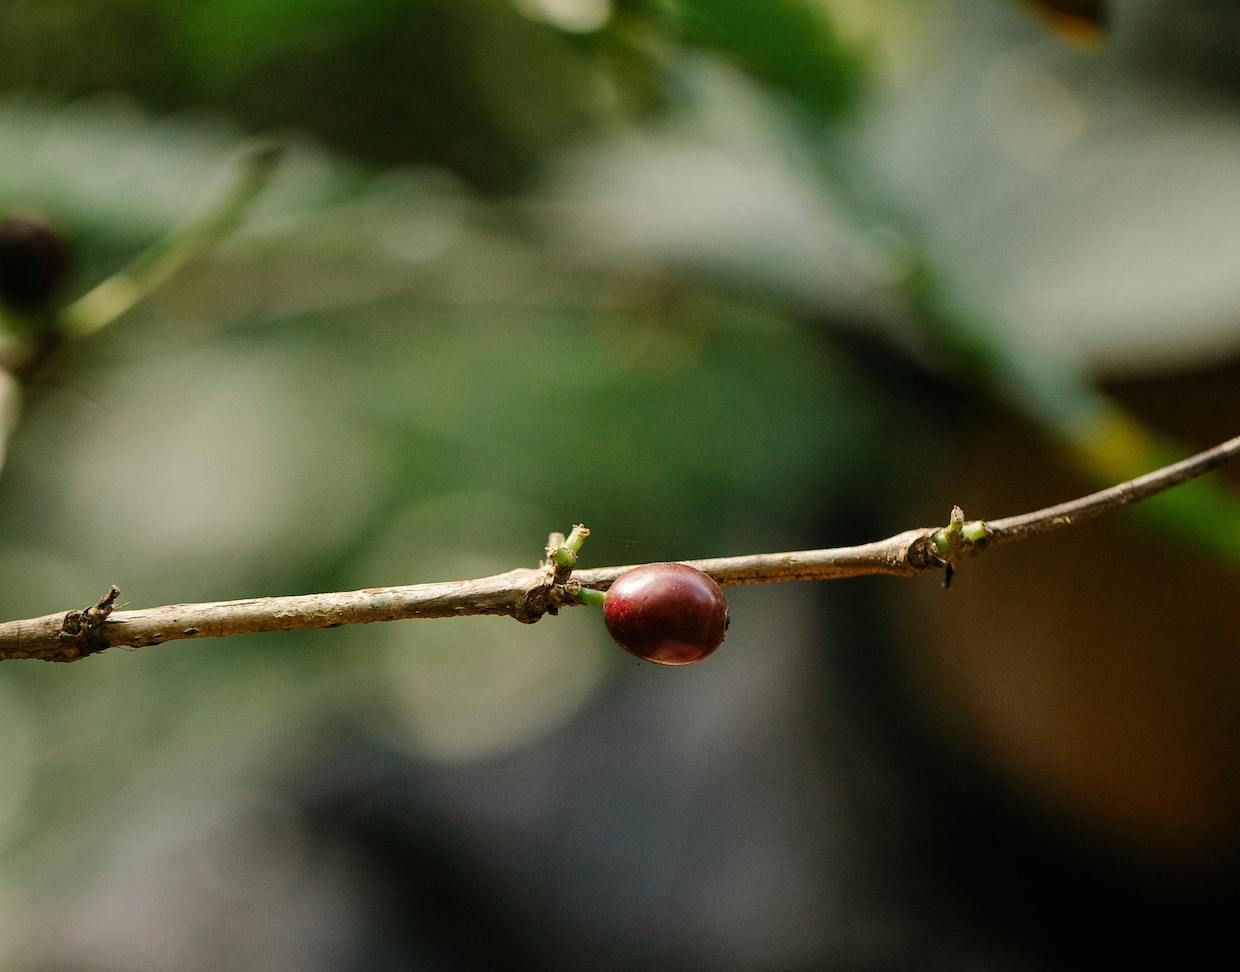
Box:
(563, 524), (590, 555)
(550, 524), (590, 569)
(575, 587), (607, 608)
(931, 506), (989, 559)
(962, 520), (990, 543)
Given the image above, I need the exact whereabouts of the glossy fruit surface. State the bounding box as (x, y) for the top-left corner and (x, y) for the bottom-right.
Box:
(602, 563), (729, 666)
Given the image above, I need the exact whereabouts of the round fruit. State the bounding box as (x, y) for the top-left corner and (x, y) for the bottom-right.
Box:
(0, 214), (71, 314)
(602, 563), (729, 666)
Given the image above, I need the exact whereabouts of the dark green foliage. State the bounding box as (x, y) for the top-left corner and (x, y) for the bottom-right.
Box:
(672, 0), (862, 118)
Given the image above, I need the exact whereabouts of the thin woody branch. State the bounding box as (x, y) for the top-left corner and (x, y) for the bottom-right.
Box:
(1, 432), (1237, 663)
(984, 433), (1240, 540)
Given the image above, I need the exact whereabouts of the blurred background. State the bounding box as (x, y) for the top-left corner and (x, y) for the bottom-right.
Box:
(1, 0), (1239, 967)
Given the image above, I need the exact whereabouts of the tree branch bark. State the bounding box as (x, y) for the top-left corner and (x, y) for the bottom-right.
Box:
(2, 432), (1237, 663)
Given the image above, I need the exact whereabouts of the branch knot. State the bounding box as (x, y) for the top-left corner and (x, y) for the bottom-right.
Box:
(55, 585), (120, 661)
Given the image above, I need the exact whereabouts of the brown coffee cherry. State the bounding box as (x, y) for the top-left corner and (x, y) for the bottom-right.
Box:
(602, 563), (729, 666)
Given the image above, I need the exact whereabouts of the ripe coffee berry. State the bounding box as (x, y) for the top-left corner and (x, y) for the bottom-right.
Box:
(0, 214), (71, 314)
(602, 563), (729, 666)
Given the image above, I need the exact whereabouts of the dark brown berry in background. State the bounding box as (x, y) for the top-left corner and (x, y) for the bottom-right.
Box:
(602, 563), (729, 666)
(0, 214), (71, 314)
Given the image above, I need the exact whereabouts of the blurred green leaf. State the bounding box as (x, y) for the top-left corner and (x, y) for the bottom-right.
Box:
(167, 0), (419, 88)
(673, 0), (863, 118)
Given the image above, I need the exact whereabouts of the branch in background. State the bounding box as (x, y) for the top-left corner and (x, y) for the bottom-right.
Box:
(58, 143), (284, 339)
(1, 143), (281, 377)
(0, 144), (283, 476)
(2, 432), (1235, 664)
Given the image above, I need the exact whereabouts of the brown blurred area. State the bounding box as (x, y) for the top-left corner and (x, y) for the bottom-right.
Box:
(902, 358), (1240, 860)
